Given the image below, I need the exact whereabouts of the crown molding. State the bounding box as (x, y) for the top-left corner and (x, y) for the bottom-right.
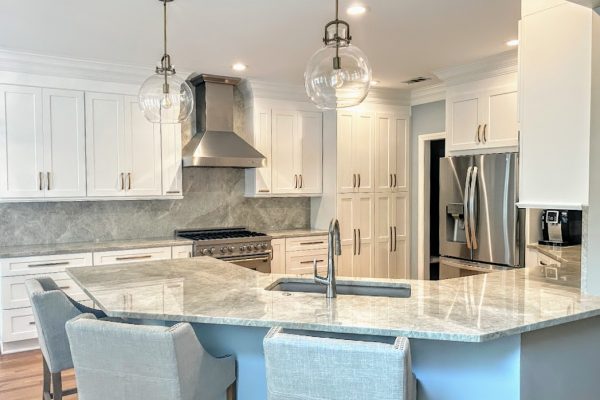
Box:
(410, 83), (447, 106)
(0, 48), (194, 85)
(434, 50), (518, 85)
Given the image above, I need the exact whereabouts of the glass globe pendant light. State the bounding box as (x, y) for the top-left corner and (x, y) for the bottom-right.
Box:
(139, 0), (193, 124)
(305, 0), (372, 110)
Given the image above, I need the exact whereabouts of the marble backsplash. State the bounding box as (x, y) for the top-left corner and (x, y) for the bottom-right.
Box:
(0, 168), (311, 246)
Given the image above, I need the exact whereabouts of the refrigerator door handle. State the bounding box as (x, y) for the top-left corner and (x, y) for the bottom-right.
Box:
(469, 166), (479, 250)
(463, 166), (473, 249)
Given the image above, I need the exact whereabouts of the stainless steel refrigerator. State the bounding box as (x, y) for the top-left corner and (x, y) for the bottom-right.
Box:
(438, 153), (523, 278)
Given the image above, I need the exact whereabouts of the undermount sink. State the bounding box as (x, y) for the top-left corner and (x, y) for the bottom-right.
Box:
(265, 278), (411, 298)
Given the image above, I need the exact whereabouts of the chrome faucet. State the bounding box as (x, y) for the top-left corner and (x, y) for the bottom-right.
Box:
(314, 218), (341, 298)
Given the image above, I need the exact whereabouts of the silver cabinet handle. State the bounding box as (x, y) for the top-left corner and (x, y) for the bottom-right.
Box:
(464, 166), (473, 250)
(166, 190), (181, 194)
(39, 172), (43, 191)
(357, 228), (361, 255)
(389, 226), (393, 252)
(28, 261), (69, 268)
(353, 174), (356, 188)
(390, 174), (393, 188)
(29, 321), (36, 326)
(47, 172), (51, 190)
(294, 174), (298, 189)
(357, 173), (361, 188)
(299, 174), (303, 189)
(469, 166), (479, 250)
(127, 172), (132, 190)
(482, 124), (487, 144)
(476, 125), (481, 143)
(120, 173), (125, 191)
(353, 229), (357, 255)
(115, 255), (153, 261)
(258, 189), (270, 193)
(395, 174), (398, 188)
(394, 226), (397, 252)
(300, 259), (324, 264)
(299, 241), (325, 245)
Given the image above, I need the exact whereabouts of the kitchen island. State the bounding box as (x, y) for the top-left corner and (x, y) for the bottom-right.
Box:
(67, 257), (600, 400)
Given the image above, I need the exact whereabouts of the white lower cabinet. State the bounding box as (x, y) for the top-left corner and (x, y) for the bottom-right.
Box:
(270, 239), (286, 274)
(93, 247), (172, 266)
(172, 245), (193, 259)
(374, 193), (409, 279)
(270, 235), (328, 276)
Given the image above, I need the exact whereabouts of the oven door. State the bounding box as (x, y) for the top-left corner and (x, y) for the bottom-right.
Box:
(219, 253), (271, 273)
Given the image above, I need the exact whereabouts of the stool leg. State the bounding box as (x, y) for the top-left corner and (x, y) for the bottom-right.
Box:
(51, 372), (63, 400)
(42, 358), (51, 400)
(226, 382), (236, 400)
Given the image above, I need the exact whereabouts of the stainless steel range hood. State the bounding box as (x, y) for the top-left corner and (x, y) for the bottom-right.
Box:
(182, 74), (266, 168)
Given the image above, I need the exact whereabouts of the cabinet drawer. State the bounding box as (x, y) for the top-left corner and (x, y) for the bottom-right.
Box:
(2, 308), (37, 342)
(93, 247), (172, 266)
(1, 253), (93, 277)
(285, 250), (328, 275)
(285, 236), (328, 252)
(172, 245), (193, 259)
(2, 273), (87, 310)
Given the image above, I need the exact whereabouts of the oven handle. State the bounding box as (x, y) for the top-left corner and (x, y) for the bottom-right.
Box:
(220, 255), (271, 263)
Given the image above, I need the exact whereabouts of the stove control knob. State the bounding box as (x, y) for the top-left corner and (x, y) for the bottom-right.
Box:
(239, 246), (246, 252)
(201, 248), (210, 256)
(209, 247), (216, 255)
(261, 243), (268, 250)
(254, 244), (260, 251)
(228, 246), (235, 253)
(220, 247), (227, 254)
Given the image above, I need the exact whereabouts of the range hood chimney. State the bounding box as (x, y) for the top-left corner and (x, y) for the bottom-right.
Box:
(182, 74), (266, 168)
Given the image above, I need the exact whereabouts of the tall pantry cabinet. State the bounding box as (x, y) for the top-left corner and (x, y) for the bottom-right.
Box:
(333, 108), (410, 279)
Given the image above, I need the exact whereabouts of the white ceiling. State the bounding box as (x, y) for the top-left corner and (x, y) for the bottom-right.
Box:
(0, 0), (520, 89)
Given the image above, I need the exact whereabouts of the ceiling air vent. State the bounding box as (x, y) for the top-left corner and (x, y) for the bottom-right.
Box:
(402, 77), (432, 85)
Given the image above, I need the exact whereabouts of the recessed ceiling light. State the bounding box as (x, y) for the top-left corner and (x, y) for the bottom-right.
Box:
(506, 39), (519, 47)
(371, 80), (380, 86)
(232, 63), (247, 71)
(347, 5), (367, 15)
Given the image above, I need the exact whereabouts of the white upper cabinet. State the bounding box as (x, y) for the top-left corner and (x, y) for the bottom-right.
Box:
(375, 113), (409, 192)
(247, 103), (322, 197)
(446, 76), (518, 155)
(0, 86), (86, 199)
(86, 93), (162, 198)
(337, 111), (375, 193)
(43, 89), (86, 198)
(85, 92), (126, 197)
(161, 123), (183, 196)
(0, 85), (44, 198)
(123, 96), (162, 197)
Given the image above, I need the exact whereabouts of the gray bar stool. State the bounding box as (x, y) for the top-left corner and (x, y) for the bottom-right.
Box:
(65, 314), (237, 400)
(264, 327), (417, 400)
(26, 277), (109, 400)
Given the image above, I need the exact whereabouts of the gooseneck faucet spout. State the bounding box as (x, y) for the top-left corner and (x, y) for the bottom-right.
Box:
(314, 218), (341, 298)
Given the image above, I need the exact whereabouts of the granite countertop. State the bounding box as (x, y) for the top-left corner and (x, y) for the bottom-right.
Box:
(67, 257), (600, 343)
(265, 229), (328, 239)
(527, 243), (582, 265)
(0, 237), (194, 258)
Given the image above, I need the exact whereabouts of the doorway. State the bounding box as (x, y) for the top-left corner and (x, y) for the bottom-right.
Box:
(417, 132), (446, 280)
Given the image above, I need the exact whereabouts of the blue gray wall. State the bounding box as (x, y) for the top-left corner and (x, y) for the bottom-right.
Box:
(410, 100), (446, 277)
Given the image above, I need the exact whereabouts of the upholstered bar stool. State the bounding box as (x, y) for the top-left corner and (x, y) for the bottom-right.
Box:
(264, 327), (417, 400)
(26, 277), (109, 400)
(65, 314), (237, 400)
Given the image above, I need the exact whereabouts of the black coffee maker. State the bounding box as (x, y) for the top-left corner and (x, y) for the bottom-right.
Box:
(539, 210), (582, 246)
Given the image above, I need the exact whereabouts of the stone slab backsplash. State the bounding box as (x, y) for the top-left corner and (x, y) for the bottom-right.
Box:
(0, 168), (310, 246)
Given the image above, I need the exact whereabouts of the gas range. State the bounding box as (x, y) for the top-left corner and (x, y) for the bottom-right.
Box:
(175, 227), (272, 273)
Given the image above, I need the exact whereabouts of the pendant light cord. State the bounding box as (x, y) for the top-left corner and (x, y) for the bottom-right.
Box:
(162, 0), (169, 94)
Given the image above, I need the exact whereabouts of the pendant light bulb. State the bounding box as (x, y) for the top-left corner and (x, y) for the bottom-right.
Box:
(138, 0), (194, 124)
(305, 0), (372, 110)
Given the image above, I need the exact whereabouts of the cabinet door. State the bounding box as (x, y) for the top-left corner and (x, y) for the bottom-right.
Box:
(354, 193), (374, 277)
(336, 112), (355, 193)
(375, 113), (396, 192)
(394, 117), (409, 192)
(336, 194), (356, 277)
(271, 238), (286, 274)
(353, 112), (375, 192)
(391, 192), (409, 279)
(123, 97), (162, 196)
(374, 193), (393, 278)
(43, 89), (86, 198)
(447, 94), (481, 152)
(271, 110), (298, 194)
(252, 107), (272, 194)
(298, 111), (322, 194)
(161, 123), (183, 196)
(0, 85), (44, 198)
(483, 87), (518, 149)
(172, 245), (193, 259)
(85, 92), (126, 197)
